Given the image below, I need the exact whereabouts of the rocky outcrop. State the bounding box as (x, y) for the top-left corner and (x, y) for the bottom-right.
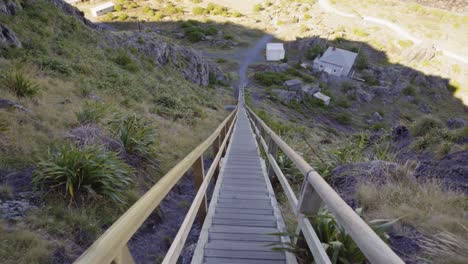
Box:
(0, 24), (21, 49)
(45, 0), (97, 29)
(113, 33), (227, 86)
(0, 98), (29, 112)
(0, 0), (22, 15)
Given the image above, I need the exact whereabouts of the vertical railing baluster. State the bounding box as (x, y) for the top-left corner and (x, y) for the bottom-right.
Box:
(193, 155), (207, 222)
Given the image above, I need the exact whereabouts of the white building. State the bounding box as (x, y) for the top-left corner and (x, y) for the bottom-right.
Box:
(90, 2), (115, 17)
(266, 43), (285, 61)
(313, 47), (357, 77)
(313, 92), (330, 105)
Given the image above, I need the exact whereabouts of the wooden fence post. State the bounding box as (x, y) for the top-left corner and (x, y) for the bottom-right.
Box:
(193, 155), (207, 222)
(294, 176), (323, 257)
(267, 137), (278, 179)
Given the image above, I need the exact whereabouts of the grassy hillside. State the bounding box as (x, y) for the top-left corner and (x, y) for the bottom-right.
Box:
(0, 1), (231, 262)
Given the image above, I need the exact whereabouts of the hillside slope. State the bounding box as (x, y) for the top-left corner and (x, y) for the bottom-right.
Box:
(0, 0), (233, 262)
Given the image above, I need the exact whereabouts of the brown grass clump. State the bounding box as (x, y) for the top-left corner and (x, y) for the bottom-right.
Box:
(357, 162), (467, 261)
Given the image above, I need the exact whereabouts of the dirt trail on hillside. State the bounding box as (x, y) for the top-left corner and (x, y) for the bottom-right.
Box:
(318, 0), (468, 65)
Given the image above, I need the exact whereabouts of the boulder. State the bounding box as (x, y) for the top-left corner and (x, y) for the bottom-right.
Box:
(354, 88), (374, 103)
(0, 24), (21, 48)
(0, 0), (22, 15)
(0, 98), (29, 112)
(113, 32), (227, 86)
(447, 117), (465, 129)
(272, 89), (301, 103)
(373, 112), (383, 122)
(266, 63), (289, 73)
(284, 79), (302, 91)
(301, 84), (320, 96)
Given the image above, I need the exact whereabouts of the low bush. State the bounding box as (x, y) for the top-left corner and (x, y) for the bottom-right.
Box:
(411, 115), (443, 137)
(253, 3), (262, 12)
(110, 114), (159, 168)
(0, 225), (51, 264)
(232, 11), (242, 17)
(334, 112), (352, 125)
(76, 101), (108, 124)
(402, 85), (417, 96)
(117, 13), (128, 21)
(355, 54), (368, 70)
(34, 144), (134, 204)
(186, 31), (205, 42)
(192, 6), (205, 15)
(1, 71), (39, 97)
(306, 44), (324, 60)
(112, 50), (139, 72)
(253, 71), (288, 86)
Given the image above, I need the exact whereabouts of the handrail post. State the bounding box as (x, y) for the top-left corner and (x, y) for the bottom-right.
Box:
(267, 137), (278, 179)
(193, 155), (207, 222)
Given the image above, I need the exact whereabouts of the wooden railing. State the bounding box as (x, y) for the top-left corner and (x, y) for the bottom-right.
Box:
(74, 106), (238, 264)
(245, 106), (404, 264)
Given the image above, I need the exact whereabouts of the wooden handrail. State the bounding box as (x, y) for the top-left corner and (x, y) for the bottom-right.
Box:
(245, 106), (404, 264)
(74, 106), (238, 264)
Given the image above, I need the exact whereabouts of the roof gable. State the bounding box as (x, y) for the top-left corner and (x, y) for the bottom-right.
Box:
(320, 47), (357, 68)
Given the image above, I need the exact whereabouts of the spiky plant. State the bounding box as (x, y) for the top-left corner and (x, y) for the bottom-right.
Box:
(33, 144), (134, 204)
(1, 71), (39, 97)
(109, 114), (159, 169)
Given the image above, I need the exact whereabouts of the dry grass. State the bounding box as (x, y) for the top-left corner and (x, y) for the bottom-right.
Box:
(357, 162), (467, 262)
(420, 231), (468, 264)
(0, 222), (52, 264)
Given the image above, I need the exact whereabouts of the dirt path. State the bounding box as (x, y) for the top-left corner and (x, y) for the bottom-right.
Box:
(318, 0), (468, 65)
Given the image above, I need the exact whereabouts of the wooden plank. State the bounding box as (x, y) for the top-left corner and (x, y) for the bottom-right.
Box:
(219, 194), (271, 200)
(204, 257), (285, 264)
(213, 212), (275, 221)
(205, 241), (275, 251)
(112, 244), (135, 264)
(212, 218), (277, 227)
(215, 207), (274, 215)
(204, 249), (285, 260)
(209, 225), (278, 234)
(209, 233), (280, 242)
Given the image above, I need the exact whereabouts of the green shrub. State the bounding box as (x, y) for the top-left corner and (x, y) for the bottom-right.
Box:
(112, 50), (139, 72)
(1, 71), (39, 97)
(335, 99), (351, 108)
(353, 28), (369, 37)
(253, 71), (288, 86)
(334, 112), (352, 125)
(110, 114), (159, 167)
(355, 54), (368, 70)
(114, 4), (123, 11)
(411, 116), (443, 137)
(191, 0), (202, 3)
(403, 85), (417, 96)
(223, 34), (234, 40)
(118, 13), (129, 21)
(362, 71), (379, 85)
(38, 58), (72, 76)
(232, 11), (242, 17)
(306, 44), (324, 60)
(154, 11), (164, 20)
(34, 144), (134, 204)
(187, 31), (205, 42)
(76, 101), (108, 124)
(142, 6), (152, 13)
(253, 4), (262, 12)
(192, 6), (205, 15)
(205, 25), (218, 35)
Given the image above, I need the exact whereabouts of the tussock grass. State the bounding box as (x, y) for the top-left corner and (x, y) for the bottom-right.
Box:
(1, 71), (39, 97)
(410, 115), (443, 137)
(357, 163), (467, 246)
(420, 231), (468, 264)
(33, 144), (135, 204)
(76, 101), (108, 125)
(0, 223), (51, 264)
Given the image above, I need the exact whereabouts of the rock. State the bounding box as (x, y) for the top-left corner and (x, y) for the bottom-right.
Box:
(419, 102), (430, 114)
(0, 0), (22, 15)
(0, 24), (21, 48)
(354, 88), (374, 103)
(392, 125), (409, 142)
(65, 124), (123, 151)
(45, 0), (98, 29)
(174, 33), (185, 39)
(301, 84), (320, 96)
(0, 98), (29, 112)
(0, 198), (35, 221)
(266, 63), (289, 73)
(447, 117), (465, 129)
(284, 79), (302, 91)
(271, 89), (301, 103)
(88, 93), (101, 101)
(373, 112), (383, 122)
(113, 32), (227, 86)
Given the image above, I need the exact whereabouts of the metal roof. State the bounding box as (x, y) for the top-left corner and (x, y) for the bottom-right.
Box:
(319, 47), (357, 69)
(267, 43), (284, 50)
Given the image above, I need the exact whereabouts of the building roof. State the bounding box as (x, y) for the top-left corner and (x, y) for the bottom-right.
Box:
(313, 92), (330, 100)
(319, 47), (357, 69)
(267, 43), (284, 50)
(90, 2), (115, 12)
